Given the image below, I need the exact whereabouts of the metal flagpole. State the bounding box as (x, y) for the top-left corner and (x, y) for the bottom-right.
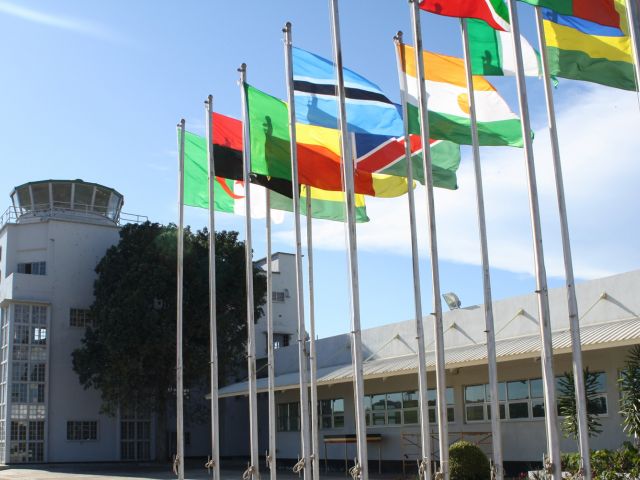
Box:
(534, 9), (591, 479)
(176, 118), (186, 480)
(394, 30), (433, 480)
(306, 192), (320, 480)
(265, 188), (277, 480)
(282, 23), (312, 480)
(238, 63), (260, 480)
(205, 96), (221, 480)
(505, 2), (561, 478)
(626, 0), (640, 91)
(408, 2), (449, 478)
(460, 20), (504, 480)
(328, 1), (369, 478)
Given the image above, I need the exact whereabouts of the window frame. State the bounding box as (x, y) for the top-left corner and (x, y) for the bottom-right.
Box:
(318, 398), (345, 430)
(66, 420), (99, 442)
(277, 402), (300, 432)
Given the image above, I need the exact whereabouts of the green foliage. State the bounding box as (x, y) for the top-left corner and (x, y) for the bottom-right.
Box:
(449, 440), (490, 480)
(562, 443), (640, 479)
(619, 345), (640, 445)
(72, 222), (266, 415)
(557, 368), (603, 440)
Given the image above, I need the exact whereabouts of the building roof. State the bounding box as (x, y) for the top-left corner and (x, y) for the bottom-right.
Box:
(218, 315), (640, 397)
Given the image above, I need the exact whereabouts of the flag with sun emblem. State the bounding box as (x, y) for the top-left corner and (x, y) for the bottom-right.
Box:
(397, 43), (524, 147)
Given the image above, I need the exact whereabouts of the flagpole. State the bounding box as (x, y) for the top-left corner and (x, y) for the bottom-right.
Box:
(394, 30), (433, 480)
(205, 96), (221, 480)
(282, 22), (312, 480)
(176, 118), (186, 480)
(264, 187), (278, 480)
(306, 192), (320, 480)
(534, 8), (591, 479)
(626, 0), (640, 91)
(505, 2), (561, 479)
(328, 1), (369, 478)
(239, 63), (260, 480)
(460, 19), (504, 480)
(408, 2), (449, 478)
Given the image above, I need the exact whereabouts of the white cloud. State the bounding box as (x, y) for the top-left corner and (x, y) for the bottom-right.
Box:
(0, 1), (126, 44)
(274, 84), (640, 280)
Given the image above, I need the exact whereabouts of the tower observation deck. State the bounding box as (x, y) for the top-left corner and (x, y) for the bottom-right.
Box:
(1, 179), (146, 228)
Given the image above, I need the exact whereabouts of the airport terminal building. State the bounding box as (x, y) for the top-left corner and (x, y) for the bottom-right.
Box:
(0, 178), (638, 471)
(220, 268), (640, 473)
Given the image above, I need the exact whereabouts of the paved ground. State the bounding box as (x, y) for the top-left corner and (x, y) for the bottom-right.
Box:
(0, 463), (396, 480)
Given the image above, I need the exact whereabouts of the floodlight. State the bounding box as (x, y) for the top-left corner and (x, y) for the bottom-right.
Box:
(443, 292), (461, 310)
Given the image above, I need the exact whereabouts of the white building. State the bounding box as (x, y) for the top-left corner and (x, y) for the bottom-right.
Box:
(0, 179), (300, 465)
(216, 253), (300, 459)
(0, 179), (153, 464)
(219, 269), (640, 475)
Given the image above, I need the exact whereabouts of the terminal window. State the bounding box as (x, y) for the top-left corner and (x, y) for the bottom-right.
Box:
(67, 421), (98, 441)
(70, 309), (93, 328)
(17, 262), (46, 276)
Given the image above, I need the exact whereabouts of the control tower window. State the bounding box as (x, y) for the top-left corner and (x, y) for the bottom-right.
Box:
(17, 263), (46, 276)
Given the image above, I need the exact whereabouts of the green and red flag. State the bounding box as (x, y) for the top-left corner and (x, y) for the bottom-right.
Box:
(419, 0), (510, 31)
(182, 127), (370, 223)
(519, 0), (620, 28)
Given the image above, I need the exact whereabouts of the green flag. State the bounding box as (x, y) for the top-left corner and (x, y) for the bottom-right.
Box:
(467, 19), (541, 77)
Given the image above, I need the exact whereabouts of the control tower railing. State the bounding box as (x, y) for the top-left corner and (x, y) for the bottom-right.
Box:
(0, 204), (147, 230)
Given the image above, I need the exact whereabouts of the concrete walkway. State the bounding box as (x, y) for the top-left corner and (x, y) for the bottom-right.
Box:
(0, 464), (396, 480)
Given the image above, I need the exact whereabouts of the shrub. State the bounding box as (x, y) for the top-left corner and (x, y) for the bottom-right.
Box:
(562, 443), (640, 479)
(449, 440), (490, 480)
(619, 345), (640, 446)
(557, 368), (603, 440)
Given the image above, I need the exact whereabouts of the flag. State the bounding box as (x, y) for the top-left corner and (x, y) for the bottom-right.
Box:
(519, 0), (620, 28)
(467, 19), (541, 76)
(354, 134), (461, 190)
(419, 0), (510, 32)
(397, 43), (523, 147)
(543, 0), (636, 91)
(245, 83), (411, 198)
(269, 186), (369, 223)
(183, 129), (368, 223)
(292, 47), (404, 136)
(182, 118), (292, 203)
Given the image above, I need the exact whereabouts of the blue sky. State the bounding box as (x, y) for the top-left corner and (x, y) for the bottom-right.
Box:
(1, 1), (638, 339)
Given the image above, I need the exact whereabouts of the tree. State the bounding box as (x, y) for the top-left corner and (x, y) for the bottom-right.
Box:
(619, 345), (640, 446)
(557, 368), (603, 441)
(72, 222), (266, 459)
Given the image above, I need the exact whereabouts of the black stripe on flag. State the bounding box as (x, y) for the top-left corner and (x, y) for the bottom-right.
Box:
(294, 80), (393, 105)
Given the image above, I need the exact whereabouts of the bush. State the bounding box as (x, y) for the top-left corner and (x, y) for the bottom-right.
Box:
(449, 440), (490, 480)
(561, 443), (640, 479)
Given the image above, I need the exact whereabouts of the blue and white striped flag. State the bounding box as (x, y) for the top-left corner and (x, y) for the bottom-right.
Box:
(293, 47), (404, 136)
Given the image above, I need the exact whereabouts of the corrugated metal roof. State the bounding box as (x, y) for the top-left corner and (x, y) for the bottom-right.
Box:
(218, 316), (640, 397)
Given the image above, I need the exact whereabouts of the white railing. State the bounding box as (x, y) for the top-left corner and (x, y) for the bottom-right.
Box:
(0, 205), (147, 229)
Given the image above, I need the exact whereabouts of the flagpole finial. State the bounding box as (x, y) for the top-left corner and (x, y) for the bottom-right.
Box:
(283, 21), (292, 33)
(238, 63), (247, 73)
(394, 31), (403, 42)
(205, 94), (213, 107)
(177, 119), (185, 128)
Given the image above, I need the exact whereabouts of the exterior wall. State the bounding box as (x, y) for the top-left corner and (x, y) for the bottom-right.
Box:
(219, 269), (640, 466)
(254, 253), (298, 360)
(0, 218), (124, 463)
(272, 346), (632, 464)
(217, 253), (299, 458)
